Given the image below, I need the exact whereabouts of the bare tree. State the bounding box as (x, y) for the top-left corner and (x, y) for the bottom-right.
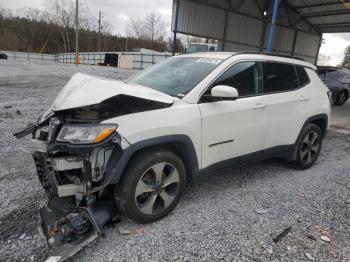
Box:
(317, 53), (331, 66)
(0, 5), (13, 18)
(126, 12), (166, 44)
(340, 46), (350, 69)
(45, 0), (90, 52)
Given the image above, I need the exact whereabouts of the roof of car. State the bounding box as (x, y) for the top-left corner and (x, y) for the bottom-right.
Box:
(180, 52), (316, 70)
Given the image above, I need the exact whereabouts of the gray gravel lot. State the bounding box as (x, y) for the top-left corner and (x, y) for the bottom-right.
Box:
(0, 61), (349, 262)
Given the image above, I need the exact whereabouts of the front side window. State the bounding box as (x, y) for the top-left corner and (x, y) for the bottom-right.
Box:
(213, 61), (263, 97)
(128, 56), (222, 97)
(262, 62), (299, 93)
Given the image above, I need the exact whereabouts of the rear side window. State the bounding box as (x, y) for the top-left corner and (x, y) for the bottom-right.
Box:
(326, 69), (338, 81)
(338, 70), (350, 81)
(262, 62), (299, 93)
(296, 66), (310, 87)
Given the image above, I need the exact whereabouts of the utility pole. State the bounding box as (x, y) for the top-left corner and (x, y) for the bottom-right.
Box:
(172, 0), (180, 55)
(75, 0), (79, 65)
(98, 11), (101, 52)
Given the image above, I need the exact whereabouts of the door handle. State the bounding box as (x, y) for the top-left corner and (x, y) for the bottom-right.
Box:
(299, 96), (309, 102)
(253, 103), (267, 109)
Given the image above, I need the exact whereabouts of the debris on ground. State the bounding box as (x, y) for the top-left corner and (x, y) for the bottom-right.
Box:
(255, 208), (270, 214)
(305, 252), (316, 261)
(273, 226), (292, 243)
(3, 105), (12, 109)
(320, 235), (331, 242)
(306, 234), (317, 241)
(117, 224), (132, 235)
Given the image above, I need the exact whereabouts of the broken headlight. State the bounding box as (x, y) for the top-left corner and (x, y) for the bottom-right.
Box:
(57, 124), (117, 144)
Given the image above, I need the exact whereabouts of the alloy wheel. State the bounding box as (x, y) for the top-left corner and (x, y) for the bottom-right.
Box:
(338, 91), (347, 105)
(135, 162), (180, 215)
(300, 131), (320, 165)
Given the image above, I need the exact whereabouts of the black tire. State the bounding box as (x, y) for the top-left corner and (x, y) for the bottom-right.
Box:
(288, 123), (323, 170)
(115, 149), (186, 223)
(334, 90), (348, 106)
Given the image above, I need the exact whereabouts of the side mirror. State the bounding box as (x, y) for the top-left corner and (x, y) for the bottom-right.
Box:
(203, 85), (238, 102)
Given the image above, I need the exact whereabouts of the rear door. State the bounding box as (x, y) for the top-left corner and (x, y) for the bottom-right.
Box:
(262, 62), (311, 148)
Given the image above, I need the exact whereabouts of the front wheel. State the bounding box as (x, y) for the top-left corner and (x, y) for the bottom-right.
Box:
(115, 149), (186, 223)
(289, 123), (323, 169)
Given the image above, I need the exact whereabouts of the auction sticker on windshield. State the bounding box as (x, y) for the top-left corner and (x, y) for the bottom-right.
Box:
(196, 58), (222, 65)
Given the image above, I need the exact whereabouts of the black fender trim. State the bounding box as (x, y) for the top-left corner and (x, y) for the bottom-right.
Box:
(107, 134), (199, 184)
(300, 113), (328, 138)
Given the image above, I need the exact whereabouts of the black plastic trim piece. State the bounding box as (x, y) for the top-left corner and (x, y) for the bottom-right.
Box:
(209, 139), (234, 148)
(300, 113), (328, 137)
(108, 135), (199, 184)
(200, 145), (294, 174)
(13, 124), (37, 139)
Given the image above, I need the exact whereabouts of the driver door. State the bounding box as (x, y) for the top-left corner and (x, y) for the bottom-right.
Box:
(199, 61), (270, 168)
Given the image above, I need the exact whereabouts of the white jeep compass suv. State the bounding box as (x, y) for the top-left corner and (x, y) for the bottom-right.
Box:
(15, 52), (331, 255)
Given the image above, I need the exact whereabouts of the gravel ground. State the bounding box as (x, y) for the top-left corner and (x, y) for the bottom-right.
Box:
(0, 60), (349, 262)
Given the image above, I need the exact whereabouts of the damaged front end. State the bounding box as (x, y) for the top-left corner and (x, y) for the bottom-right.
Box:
(15, 113), (124, 261)
(13, 73), (174, 261)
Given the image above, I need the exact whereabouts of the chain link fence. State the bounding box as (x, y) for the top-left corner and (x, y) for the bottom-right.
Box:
(1, 51), (57, 63)
(0, 51), (173, 69)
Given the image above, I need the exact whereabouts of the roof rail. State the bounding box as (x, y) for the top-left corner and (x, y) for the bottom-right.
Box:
(316, 65), (342, 69)
(233, 51), (306, 62)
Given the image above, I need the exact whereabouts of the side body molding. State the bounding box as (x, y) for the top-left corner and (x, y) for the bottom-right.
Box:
(107, 135), (199, 184)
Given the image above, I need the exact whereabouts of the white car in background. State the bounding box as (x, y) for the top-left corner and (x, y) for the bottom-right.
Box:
(15, 52), (331, 261)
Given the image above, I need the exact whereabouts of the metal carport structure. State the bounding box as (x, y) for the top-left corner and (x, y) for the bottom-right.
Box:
(171, 0), (350, 64)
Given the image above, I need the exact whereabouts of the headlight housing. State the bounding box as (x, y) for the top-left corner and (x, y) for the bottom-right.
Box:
(57, 124), (117, 144)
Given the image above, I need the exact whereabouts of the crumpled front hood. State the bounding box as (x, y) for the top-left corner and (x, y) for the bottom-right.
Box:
(52, 73), (174, 111)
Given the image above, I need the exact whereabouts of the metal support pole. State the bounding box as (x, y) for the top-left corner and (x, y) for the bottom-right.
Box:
(291, 30), (298, 56)
(222, 11), (229, 51)
(267, 0), (281, 54)
(172, 0), (180, 56)
(75, 0), (79, 65)
(314, 34), (323, 65)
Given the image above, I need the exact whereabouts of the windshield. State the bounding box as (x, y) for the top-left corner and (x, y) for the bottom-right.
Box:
(187, 44), (209, 53)
(128, 56), (222, 97)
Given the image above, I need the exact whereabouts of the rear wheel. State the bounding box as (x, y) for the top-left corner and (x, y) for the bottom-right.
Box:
(115, 149), (186, 223)
(288, 124), (323, 169)
(335, 90), (348, 105)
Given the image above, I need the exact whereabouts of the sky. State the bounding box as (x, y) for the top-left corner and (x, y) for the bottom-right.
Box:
(1, 0), (349, 66)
